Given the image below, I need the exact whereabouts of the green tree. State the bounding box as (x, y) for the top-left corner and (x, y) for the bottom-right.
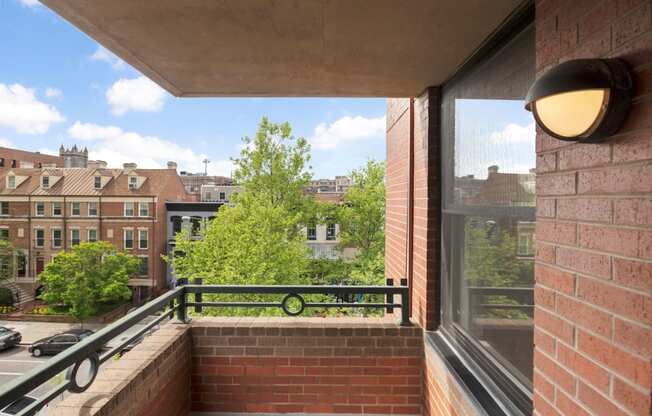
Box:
(233, 117), (313, 222)
(337, 160), (386, 284)
(40, 241), (138, 323)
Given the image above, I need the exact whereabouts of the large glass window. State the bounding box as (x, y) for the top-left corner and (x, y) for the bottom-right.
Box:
(441, 24), (535, 403)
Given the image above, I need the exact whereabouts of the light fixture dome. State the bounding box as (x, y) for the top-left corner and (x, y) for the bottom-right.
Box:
(525, 59), (634, 143)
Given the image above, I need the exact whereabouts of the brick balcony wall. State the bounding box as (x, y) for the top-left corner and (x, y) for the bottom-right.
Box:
(50, 324), (191, 416)
(190, 317), (424, 415)
(533, 1), (652, 416)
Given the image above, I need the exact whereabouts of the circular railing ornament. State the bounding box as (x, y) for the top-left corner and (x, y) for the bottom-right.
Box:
(281, 293), (305, 316)
(66, 352), (100, 393)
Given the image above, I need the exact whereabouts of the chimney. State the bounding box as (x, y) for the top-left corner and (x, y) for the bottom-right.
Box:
(88, 160), (108, 169)
(488, 165), (499, 174)
(167, 161), (178, 170)
(123, 162), (137, 169)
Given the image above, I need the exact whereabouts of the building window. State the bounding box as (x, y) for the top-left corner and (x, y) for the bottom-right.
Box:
(138, 229), (148, 249)
(205, 192), (212, 200)
(138, 257), (148, 276)
(35, 202), (45, 216)
(70, 229), (80, 246)
(219, 192), (226, 200)
(94, 176), (102, 189)
(71, 202), (81, 216)
(0, 229), (8, 240)
(440, 23), (535, 411)
(52, 229), (62, 248)
(326, 223), (336, 241)
(0, 202), (8, 216)
(34, 229), (44, 248)
(0, 158), (3, 167)
(307, 224), (317, 241)
(124, 202), (134, 217)
(171, 216), (182, 234)
(41, 176), (49, 188)
(6, 176), (15, 189)
(11, 160), (16, 168)
(87, 229), (97, 243)
(88, 202), (98, 217)
(128, 176), (138, 190)
(138, 203), (149, 217)
(124, 229), (134, 249)
(52, 202), (62, 216)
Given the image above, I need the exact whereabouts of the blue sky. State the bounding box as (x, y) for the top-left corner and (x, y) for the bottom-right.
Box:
(0, 0), (386, 178)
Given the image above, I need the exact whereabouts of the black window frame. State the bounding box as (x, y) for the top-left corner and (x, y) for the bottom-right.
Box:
(435, 4), (535, 416)
(0, 202), (7, 216)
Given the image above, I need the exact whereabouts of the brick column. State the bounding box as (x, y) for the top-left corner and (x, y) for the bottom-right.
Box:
(533, 1), (651, 415)
(386, 87), (441, 331)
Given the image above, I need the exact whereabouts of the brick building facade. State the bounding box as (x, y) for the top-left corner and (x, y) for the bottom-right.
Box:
(0, 164), (189, 302)
(0, 146), (62, 173)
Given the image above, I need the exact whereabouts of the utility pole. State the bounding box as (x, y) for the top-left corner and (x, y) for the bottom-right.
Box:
(202, 158), (210, 176)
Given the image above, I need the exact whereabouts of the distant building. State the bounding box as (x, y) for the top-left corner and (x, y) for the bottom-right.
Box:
(0, 147), (63, 173)
(178, 171), (233, 196)
(308, 176), (351, 194)
(200, 184), (242, 203)
(59, 145), (88, 168)
(305, 193), (356, 260)
(0, 162), (191, 304)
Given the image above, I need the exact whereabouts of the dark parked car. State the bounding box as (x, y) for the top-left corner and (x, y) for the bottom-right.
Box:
(0, 326), (21, 351)
(28, 328), (93, 357)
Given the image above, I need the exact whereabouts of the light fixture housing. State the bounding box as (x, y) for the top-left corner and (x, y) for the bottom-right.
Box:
(525, 59), (634, 143)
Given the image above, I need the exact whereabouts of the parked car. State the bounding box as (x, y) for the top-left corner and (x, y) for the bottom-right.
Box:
(28, 328), (93, 357)
(0, 395), (37, 415)
(0, 326), (21, 351)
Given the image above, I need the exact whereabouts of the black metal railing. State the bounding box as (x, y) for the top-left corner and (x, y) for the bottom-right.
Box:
(0, 282), (409, 415)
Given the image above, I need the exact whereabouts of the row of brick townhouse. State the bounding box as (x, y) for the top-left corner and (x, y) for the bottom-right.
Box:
(0, 161), (189, 303)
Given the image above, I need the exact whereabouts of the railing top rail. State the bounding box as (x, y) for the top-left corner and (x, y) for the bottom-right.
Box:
(184, 284), (408, 295)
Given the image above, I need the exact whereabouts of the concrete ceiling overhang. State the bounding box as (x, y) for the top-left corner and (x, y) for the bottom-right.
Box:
(42, 0), (525, 97)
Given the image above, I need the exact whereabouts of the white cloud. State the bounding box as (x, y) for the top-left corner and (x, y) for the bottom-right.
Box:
(18, 0), (40, 7)
(106, 76), (167, 115)
(0, 138), (14, 148)
(44, 87), (63, 99)
(309, 115), (385, 150)
(489, 122), (535, 144)
(90, 46), (127, 71)
(67, 121), (233, 176)
(0, 83), (65, 134)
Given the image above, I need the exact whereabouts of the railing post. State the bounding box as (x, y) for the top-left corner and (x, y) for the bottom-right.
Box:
(193, 277), (203, 314)
(399, 278), (410, 326)
(176, 278), (188, 323)
(385, 278), (394, 314)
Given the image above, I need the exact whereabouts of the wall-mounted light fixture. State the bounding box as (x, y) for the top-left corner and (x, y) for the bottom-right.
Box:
(525, 59), (634, 143)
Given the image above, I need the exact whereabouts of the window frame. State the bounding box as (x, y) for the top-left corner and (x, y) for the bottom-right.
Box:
(41, 176), (49, 189)
(306, 224), (317, 241)
(124, 229), (134, 250)
(0, 228), (8, 240)
(138, 202), (149, 217)
(94, 176), (102, 189)
(52, 202), (62, 216)
(87, 229), (97, 243)
(7, 176), (15, 189)
(436, 7), (535, 416)
(88, 202), (98, 217)
(138, 229), (148, 249)
(124, 202), (135, 217)
(34, 228), (45, 248)
(70, 229), (81, 246)
(35, 202), (45, 217)
(71, 202), (81, 216)
(51, 228), (62, 248)
(0, 202), (8, 216)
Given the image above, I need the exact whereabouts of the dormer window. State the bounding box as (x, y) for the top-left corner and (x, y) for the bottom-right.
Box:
(7, 176), (15, 189)
(94, 176), (102, 189)
(41, 176), (50, 189)
(128, 176), (138, 190)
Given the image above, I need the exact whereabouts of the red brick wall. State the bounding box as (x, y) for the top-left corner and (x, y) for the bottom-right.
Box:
(190, 318), (423, 414)
(386, 89), (440, 331)
(534, 1), (652, 415)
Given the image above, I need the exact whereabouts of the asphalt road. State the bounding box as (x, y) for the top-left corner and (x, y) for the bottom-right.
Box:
(0, 317), (162, 413)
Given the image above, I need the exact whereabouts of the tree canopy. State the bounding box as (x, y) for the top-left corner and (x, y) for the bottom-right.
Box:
(40, 241), (138, 322)
(0, 240), (17, 282)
